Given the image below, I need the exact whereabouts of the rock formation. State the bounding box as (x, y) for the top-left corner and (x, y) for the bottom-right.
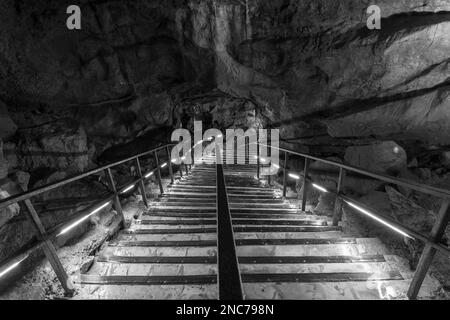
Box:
(0, 0), (449, 296)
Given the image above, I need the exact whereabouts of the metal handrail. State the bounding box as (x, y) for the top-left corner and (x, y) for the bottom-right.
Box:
(253, 140), (450, 300)
(214, 145), (243, 299)
(0, 144), (173, 210)
(257, 143), (450, 199)
(0, 143), (177, 295)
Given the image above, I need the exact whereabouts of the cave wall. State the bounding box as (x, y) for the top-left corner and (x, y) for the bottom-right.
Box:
(1, 1), (449, 164)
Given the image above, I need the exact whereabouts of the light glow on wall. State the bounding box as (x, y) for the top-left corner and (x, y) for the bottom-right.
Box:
(57, 201), (111, 236)
(344, 200), (413, 239)
(288, 173), (300, 180)
(0, 255), (29, 278)
(145, 171), (154, 178)
(312, 183), (328, 193)
(121, 184), (135, 194)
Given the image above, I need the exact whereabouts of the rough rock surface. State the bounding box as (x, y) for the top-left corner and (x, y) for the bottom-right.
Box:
(0, 102), (17, 140)
(0, 0), (449, 298)
(344, 141), (407, 173)
(0, 141), (8, 179)
(0, 189), (20, 228)
(0, 1), (448, 151)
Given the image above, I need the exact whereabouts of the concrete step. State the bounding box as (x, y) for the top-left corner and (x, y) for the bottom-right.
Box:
(158, 198), (287, 204)
(85, 260), (393, 277)
(143, 213), (327, 220)
(136, 218), (328, 226)
(117, 231), (345, 242)
(146, 207), (309, 214)
(130, 225), (341, 232)
(74, 283), (217, 300)
(77, 271), (403, 287)
(108, 238), (357, 247)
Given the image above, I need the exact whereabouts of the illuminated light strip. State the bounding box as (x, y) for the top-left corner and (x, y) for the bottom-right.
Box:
(217, 134), (222, 138)
(160, 163), (167, 168)
(144, 171), (154, 178)
(121, 184), (135, 194)
(0, 255), (29, 278)
(288, 173), (300, 180)
(171, 159), (176, 163)
(344, 200), (413, 239)
(181, 156), (186, 161)
(57, 201), (111, 236)
(312, 183), (328, 193)
(273, 164), (280, 169)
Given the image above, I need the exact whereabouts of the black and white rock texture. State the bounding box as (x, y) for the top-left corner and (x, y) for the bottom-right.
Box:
(0, 0), (449, 296)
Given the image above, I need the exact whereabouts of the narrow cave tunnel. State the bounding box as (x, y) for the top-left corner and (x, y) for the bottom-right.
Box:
(0, 0), (449, 303)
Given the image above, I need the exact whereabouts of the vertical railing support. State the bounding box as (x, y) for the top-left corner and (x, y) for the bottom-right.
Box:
(332, 168), (346, 226)
(23, 199), (74, 296)
(166, 146), (174, 184)
(256, 142), (260, 180)
(154, 150), (164, 195)
(185, 163), (189, 176)
(105, 168), (124, 225)
(282, 151), (288, 198)
(301, 158), (309, 211)
(135, 157), (148, 208)
(407, 199), (450, 299)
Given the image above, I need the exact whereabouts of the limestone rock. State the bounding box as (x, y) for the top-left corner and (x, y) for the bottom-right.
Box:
(0, 189), (20, 228)
(344, 141), (407, 174)
(397, 168), (421, 197)
(0, 102), (17, 140)
(408, 158), (418, 168)
(18, 121), (89, 174)
(0, 146), (7, 179)
(342, 191), (393, 238)
(313, 180), (338, 216)
(442, 152), (450, 169)
(385, 186), (435, 233)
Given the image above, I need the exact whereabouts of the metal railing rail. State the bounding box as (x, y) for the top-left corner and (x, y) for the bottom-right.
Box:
(0, 143), (179, 296)
(252, 141), (450, 300)
(214, 145), (244, 300)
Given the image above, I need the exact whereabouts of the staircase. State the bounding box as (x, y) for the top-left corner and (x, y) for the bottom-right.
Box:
(76, 151), (439, 300)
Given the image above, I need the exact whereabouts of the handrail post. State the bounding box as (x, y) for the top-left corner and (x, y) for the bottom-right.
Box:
(154, 150), (164, 195)
(282, 151), (288, 198)
(105, 168), (124, 225)
(332, 168), (346, 226)
(166, 146), (174, 184)
(135, 157), (148, 207)
(407, 199), (450, 299)
(301, 158), (309, 211)
(23, 199), (74, 296)
(257, 142), (260, 180)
